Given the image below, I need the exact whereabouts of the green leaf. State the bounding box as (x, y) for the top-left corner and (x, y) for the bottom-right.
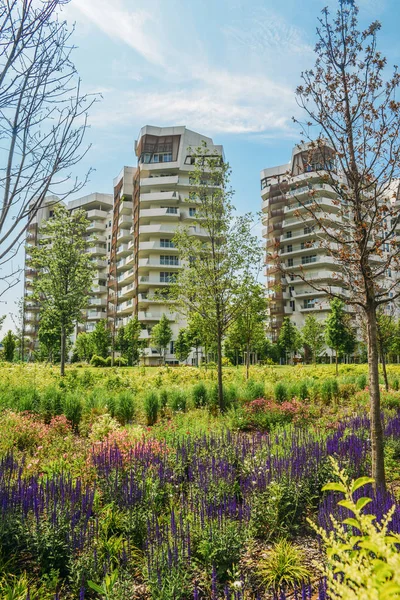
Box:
(338, 499), (355, 511)
(356, 497), (372, 511)
(351, 476), (375, 493)
(343, 518), (361, 529)
(358, 540), (380, 554)
(87, 581), (104, 594)
(322, 482), (347, 493)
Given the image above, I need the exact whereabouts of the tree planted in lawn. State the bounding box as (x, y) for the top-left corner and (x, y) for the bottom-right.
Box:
(172, 144), (262, 409)
(151, 314), (172, 365)
(29, 205), (93, 376)
(292, 0), (400, 488)
(302, 315), (325, 365)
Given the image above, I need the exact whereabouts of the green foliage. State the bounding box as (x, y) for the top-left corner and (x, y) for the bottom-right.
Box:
(169, 390), (187, 412)
(325, 299), (356, 366)
(193, 520), (245, 583)
(74, 332), (95, 363)
(258, 539), (309, 592)
(62, 393), (82, 430)
(115, 391), (135, 425)
(244, 378), (265, 401)
(28, 205), (94, 375)
(278, 318), (302, 363)
(192, 382), (208, 408)
(174, 328), (190, 363)
(90, 355), (108, 367)
(144, 391), (159, 426)
(301, 315), (325, 363)
(150, 314), (173, 363)
(310, 460), (400, 599)
(91, 320), (111, 359)
(2, 330), (15, 362)
(274, 381), (288, 404)
(357, 374), (367, 391)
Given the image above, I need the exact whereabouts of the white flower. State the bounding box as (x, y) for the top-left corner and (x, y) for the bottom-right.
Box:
(232, 581), (242, 590)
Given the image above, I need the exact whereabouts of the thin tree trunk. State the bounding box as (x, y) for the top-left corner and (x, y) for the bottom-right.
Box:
(246, 341), (250, 380)
(366, 305), (386, 491)
(335, 349), (338, 376)
(60, 324), (66, 377)
(380, 344), (389, 392)
(216, 324), (224, 411)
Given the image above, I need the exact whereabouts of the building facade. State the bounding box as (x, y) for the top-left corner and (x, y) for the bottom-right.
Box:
(261, 142), (349, 342)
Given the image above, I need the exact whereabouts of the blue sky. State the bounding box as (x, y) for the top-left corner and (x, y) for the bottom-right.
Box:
(2, 0), (399, 331)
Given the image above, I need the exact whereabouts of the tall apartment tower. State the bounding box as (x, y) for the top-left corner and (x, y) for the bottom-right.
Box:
(109, 125), (224, 365)
(261, 141), (346, 341)
(24, 193), (113, 352)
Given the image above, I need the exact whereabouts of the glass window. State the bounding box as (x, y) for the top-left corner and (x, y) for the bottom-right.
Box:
(165, 207), (178, 214)
(288, 258), (293, 267)
(286, 231), (292, 239)
(304, 299), (316, 309)
(189, 207), (196, 216)
(302, 255), (317, 264)
(160, 272), (175, 283)
(160, 239), (175, 248)
(287, 245), (292, 253)
(160, 255), (179, 266)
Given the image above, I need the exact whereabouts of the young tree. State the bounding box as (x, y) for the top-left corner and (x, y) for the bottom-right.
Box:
(187, 313), (206, 367)
(75, 331), (95, 363)
(278, 317), (302, 364)
(38, 309), (62, 363)
(150, 314), (172, 365)
(174, 328), (190, 364)
(325, 299), (355, 375)
(302, 315), (325, 364)
(124, 317), (142, 366)
(292, 0), (400, 488)
(29, 205), (94, 375)
(172, 144), (262, 408)
(2, 330), (15, 361)
(115, 325), (128, 358)
(0, 1), (98, 289)
(91, 319), (111, 359)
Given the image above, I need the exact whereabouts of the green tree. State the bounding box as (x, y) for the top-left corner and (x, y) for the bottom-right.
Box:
(175, 328), (190, 364)
(91, 319), (111, 359)
(75, 331), (95, 363)
(375, 312), (396, 392)
(38, 309), (62, 363)
(124, 317), (142, 366)
(29, 206), (94, 376)
(325, 299), (354, 375)
(301, 315), (325, 365)
(238, 283), (268, 378)
(115, 325), (128, 358)
(172, 144), (262, 408)
(150, 314), (173, 365)
(2, 330), (15, 361)
(278, 317), (302, 365)
(187, 313), (206, 367)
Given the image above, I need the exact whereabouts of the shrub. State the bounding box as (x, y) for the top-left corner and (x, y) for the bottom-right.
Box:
(63, 393), (82, 430)
(89, 414), (120, 442)
(392, 377), (399, 391)
(310, 460), (400, 599)
(91, 355), (108, 367)
(193, 520), (245, 583)
(115, 391), (135, 425)
(114, 356), (127, 367)
(274, 382), (288, 404)
(321, 379), (332, 404)
(159, 388), (169, 412)
(169, 390), (187, 412)
(357, 373), (367, 390)
(331, 378), (339, 400)
(244, 379), (265, 401)
(144, 391), (159, 426)
(297, 380), (309, 401)
(192, 382), (208, 408)
(258, 539), (309, 592)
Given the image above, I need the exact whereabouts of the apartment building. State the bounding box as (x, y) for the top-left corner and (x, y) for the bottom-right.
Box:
(261, 141), (349, 342)
(109, 126), (224, 365)
(24, 193), (113, 352)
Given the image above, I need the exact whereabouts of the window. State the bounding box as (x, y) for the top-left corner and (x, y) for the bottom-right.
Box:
(160, 255), (179, 266)
(304, 298), (316, 309)
(289, 286), (295, 294)
(160, 239), (175, 248)
(286, 245), (292, 253)
(289, 273), (295, 281)
(189, 207), (196, 217)
(165, 207), (178, 214)
(170, 341), (175, 354)
(304, 226), (314, 234)
(184, 155), (196, 165)
(288, 258), (293, 267)
(160, 272), (175, 283)
(302, 255), (317, 264)
(152, 153), (172, 163)
(286, 231), (292, 239)
(290, 300), (295, 311)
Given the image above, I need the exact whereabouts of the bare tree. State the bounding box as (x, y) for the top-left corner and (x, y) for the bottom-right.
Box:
(0, 0), (98, 290)
(288, 0), (400, 489)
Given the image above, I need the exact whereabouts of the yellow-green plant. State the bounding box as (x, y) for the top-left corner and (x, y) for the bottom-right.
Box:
(258, 538), (310, 591)
(310, 459), (400, 599)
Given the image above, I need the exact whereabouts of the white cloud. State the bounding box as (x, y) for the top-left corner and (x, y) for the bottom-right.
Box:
(69, 0), (165, 66)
